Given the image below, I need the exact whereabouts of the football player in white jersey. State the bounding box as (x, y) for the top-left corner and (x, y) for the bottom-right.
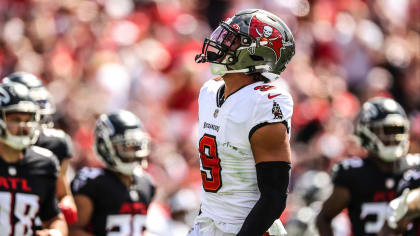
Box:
(191, 9), (295, 236)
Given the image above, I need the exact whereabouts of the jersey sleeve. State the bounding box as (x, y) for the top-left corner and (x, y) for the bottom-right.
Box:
(71, 168), (103, 199)
(397, 169), (420, 195)
(39, 151), (61, 221)
(49, 132), (74, 162)
(331, 158), (363, 188)
(39, 180), (61, 221)
(331, 163), (351, 188)
(247, 91), (293, 140)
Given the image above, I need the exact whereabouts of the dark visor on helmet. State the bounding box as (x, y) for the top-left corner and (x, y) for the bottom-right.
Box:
(196, 23), (242, 65)
(371, 124), (407, 146)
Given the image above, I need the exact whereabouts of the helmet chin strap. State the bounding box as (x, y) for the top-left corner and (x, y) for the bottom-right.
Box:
(3, 134), (32, 150)
(1, 129), (39, 151)
(113, 159), (139, 175)
(210, 63), (271, 77)
(377, 141), (409, 162)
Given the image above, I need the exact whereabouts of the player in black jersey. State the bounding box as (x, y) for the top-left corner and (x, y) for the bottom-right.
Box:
(70, 110), (155, 235)
(316, 97), (411, 236)
(3, 72), (77, 225)
(379, 168), (420, 236)
(0, 82), (67, 235)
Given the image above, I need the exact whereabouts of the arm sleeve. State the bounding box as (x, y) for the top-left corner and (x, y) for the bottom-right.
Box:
(247, 92), (293, 140)
(237, 162), (291, 236)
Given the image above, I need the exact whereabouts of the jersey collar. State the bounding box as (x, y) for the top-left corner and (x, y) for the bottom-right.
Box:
(216, 82), (259, 108)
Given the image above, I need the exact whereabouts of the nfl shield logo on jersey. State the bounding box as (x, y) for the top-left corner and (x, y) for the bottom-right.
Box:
(214, 109), (219, 118)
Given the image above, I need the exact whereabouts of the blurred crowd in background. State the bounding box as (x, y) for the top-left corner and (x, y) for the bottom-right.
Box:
(0, 0), (419, 234)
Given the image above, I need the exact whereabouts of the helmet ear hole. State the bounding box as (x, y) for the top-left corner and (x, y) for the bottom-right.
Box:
(249, 55), (264, 61)
(357, 131), (371, 149)
(241, 37), (251, 45)
(96, 136), (114, 166)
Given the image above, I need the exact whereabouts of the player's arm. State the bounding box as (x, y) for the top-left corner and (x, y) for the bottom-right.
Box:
(315, 185), (350, 236)
(57, 159), (72, 200)
(57, 159), (78, 225)
(237, 122), (291, 236)
(69, 194), (94, 236)
(53, 133), (78, 226)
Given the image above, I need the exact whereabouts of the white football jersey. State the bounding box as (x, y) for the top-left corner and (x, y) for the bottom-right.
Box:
(195, 78), (293, 233)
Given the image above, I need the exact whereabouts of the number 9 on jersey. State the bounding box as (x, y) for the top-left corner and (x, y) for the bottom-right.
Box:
(199, 134), (222, 192)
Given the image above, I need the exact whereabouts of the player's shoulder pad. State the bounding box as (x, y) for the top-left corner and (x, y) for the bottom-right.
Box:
(42, 128), (67, 139)
(330, 157), (365, 186)
(133, 167), (155, 186)
(42, 128), (73, 147)
(25, 146), (60, 176)
(247, 82), (293, 134)
(40, 128), (74, 159)
(30, 145), (55, 158)
(200, 78), (225, 94)
(133, 168), (156, 201)
(399, 169), (420, 191)
(332, 157), (365, 172)
(71, 167), (105, 193)
(252, 82), (293, 107)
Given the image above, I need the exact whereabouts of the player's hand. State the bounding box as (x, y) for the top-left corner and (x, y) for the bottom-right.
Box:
(378, 221), (404, 236)
(387, 188), (410, 229)
(35, 229), (63, 236)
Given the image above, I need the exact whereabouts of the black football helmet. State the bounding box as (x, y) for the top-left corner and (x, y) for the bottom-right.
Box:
(0, 82), (40, 150)
(195, 9), (295, 80)
(94, 110), (150, 175)
(355, 97), (410, 162)
(3, 72), (56, 127)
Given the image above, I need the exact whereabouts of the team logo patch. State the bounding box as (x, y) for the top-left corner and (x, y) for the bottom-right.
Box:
(231, 24), (240, 31)
(272, 101), (283, 119)
(249, 16), (283, 61)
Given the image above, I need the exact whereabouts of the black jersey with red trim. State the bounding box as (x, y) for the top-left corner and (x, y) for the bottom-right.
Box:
(332, 157), (403, 236)
(71, 167), (155, 235)
(397, 169), (420, 236)
(0, 146), (60, 234)
(35, 128), (73, 164)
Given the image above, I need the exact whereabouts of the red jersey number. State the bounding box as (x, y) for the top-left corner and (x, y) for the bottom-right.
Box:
(199, 134), (222, 192)
(254, 85), (275, 91)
